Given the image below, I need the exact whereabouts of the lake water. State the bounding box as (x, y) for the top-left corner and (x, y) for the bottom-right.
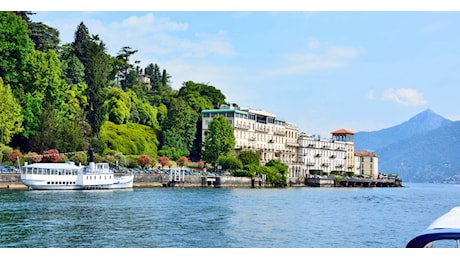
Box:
(0, 182), (459, 250)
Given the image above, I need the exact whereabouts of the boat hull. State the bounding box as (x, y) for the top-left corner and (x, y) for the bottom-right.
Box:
(22, 178), (134, 190)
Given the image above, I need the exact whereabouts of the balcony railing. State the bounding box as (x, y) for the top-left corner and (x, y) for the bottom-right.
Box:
(274, 130), (286, 136)
(235, 124), (249, 130)
(255, 127), (268, 133)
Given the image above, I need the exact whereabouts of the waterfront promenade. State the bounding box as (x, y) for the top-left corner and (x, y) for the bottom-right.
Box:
(0, 172), (402, 189)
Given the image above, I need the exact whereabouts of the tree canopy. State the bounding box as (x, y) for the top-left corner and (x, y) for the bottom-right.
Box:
(0, 12), (257, 171)
(202, 115), (235, 165)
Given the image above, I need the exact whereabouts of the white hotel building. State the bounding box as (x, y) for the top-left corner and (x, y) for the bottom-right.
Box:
(201, 104), (377, 182)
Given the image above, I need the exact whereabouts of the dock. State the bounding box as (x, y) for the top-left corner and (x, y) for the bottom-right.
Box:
(304, 176), (402, 188)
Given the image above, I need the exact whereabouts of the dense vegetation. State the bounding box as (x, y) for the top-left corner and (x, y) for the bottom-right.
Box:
(0, 12), (287, 186)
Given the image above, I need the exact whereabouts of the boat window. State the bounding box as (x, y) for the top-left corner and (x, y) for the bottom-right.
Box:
(427, 239), (460, 248)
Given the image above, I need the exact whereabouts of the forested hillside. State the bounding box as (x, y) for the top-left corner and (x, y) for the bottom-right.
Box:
(0, 11), (227, 166)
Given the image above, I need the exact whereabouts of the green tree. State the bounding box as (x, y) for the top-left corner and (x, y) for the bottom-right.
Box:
(20, 93), (42, 139)
(238, 150), (260, 166)
(160, 98), (198, 159)
(264, 159), (288, 187)
(14, 12), (60, 53)
(81, 34), (112, 136)
(111, 46), (138, 90)
(59, 43), (85, 85)
(178, 81), (226, 110)
(159, 130), (189, 160)
(258, 166), (283, 187)
(0, 11), (35, 86)
(28, 22), (60, 52)
(21, 49), (66, 107)
(104, 88), (131, 124)
(202, 115), (235, 165)
(217, 154), (243, 172)
(72, 22), (90, 65)
(265, 159), (288, 175)
(100, 121), (158, 158)
(0, 78), (23, 145)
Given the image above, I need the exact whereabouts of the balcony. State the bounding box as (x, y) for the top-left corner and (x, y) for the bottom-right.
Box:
(255, 127), (268, 133)
(274, 130), (286, 136)
(248, 136), (256, 141)
(235, 124), (249, 130)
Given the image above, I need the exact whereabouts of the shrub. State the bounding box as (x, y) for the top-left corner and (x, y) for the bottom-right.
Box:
(127, 155), (139, 168)
(71, 152), (88, 165)
(217, 155), (243, 171)
(138, 155), (153, 168)
(197, 160), (205, 169)
(158, 156), (170, 168)
(114, 152), (128, 167)
(176, 156), (190, 167)
(233, 169), (252, 177)
(7, 149), (22, 163)
(24, 152), (42, 163)
(100, 121), (158, 158)
(42, 149), (60, 163)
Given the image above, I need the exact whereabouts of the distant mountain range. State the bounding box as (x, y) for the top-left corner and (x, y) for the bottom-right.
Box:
(354, 109), (460, 183)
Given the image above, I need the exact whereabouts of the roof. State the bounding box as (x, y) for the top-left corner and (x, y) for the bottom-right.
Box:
(331, 129), (355, 135)
(428, 207), (460, 229)
(23, 162), (81, 170)
(201, 109), (249, 115)
(354, 150), (378, 157)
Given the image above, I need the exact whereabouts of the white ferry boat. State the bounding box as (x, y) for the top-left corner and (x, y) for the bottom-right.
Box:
(20, 150), (134, 190)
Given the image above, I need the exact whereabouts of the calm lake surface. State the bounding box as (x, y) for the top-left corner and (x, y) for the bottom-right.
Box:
(0, 182), (459, 248)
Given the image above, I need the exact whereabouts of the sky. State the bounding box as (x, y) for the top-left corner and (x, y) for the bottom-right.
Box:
(4, 1), (460, 138)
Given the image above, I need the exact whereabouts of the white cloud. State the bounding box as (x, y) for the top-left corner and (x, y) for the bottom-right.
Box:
(382, 88), (427, 106)
(327, 46), (358, 58)
(308, 38), (320, 49)
(274, 42), (358, 75)
(111, 13), (188, 32)
(76, 12), (236, 60)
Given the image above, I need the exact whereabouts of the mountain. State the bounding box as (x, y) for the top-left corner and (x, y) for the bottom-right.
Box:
(353, 109), (460, 183)
(374, 121), (460, 183)
(354, 109), (452, 151)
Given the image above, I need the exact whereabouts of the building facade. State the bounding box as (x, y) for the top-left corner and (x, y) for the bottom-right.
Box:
(354, 150), (379, 179)
(201, 104), (298, 165)
(202, 105), (378, 182)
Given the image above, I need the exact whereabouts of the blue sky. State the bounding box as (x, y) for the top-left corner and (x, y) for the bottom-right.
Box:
(4, 2), (460, 137)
